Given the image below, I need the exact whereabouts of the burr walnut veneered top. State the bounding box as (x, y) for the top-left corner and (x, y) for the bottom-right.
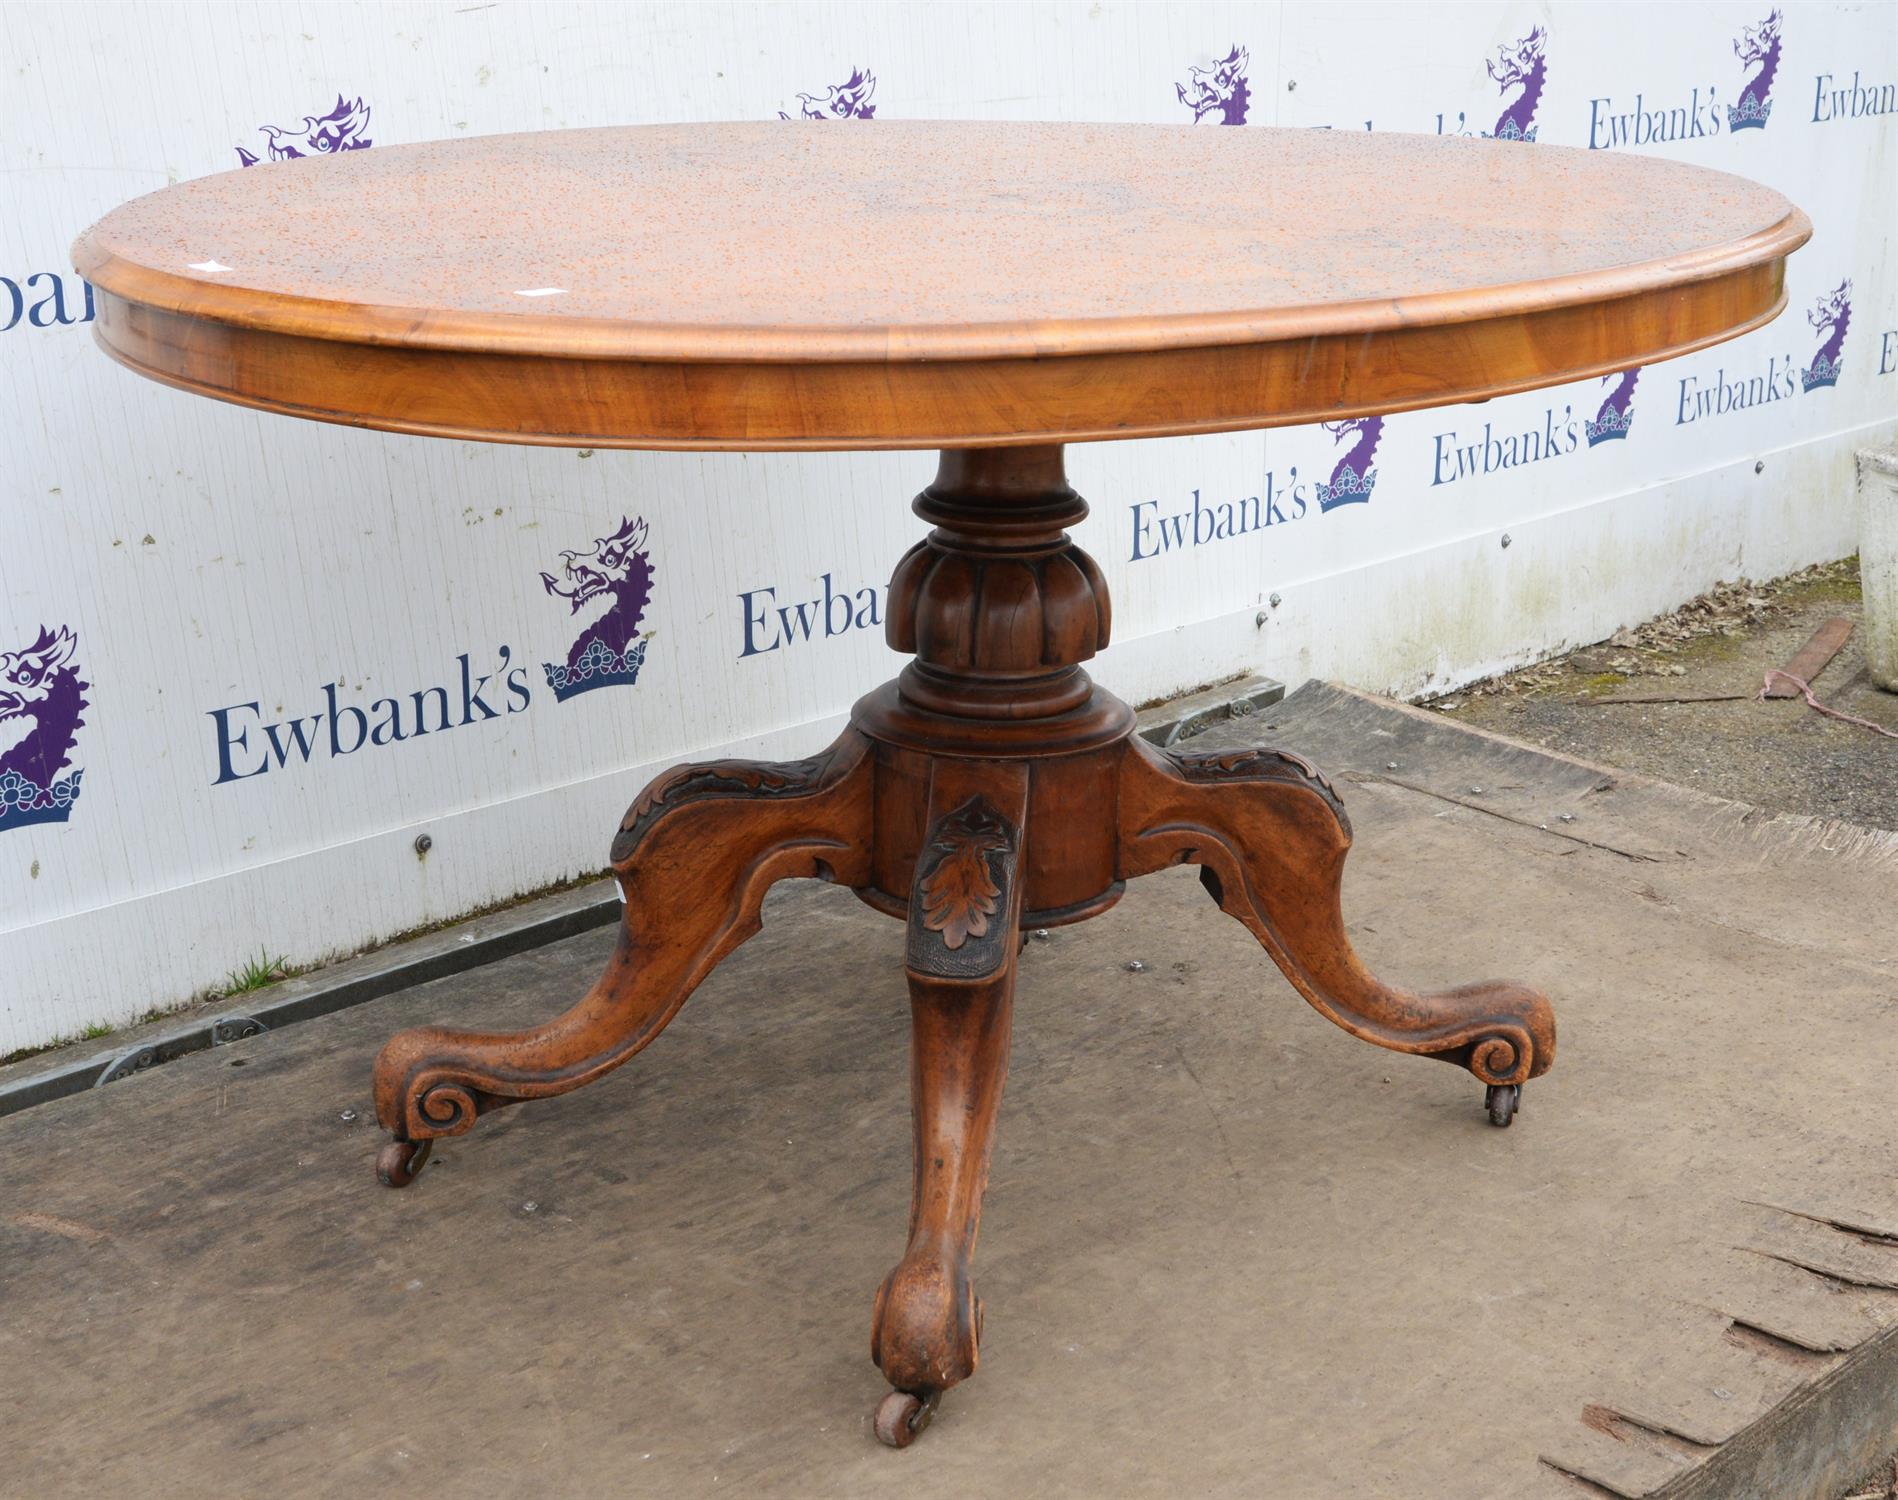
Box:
(74, 122), (1809, 450)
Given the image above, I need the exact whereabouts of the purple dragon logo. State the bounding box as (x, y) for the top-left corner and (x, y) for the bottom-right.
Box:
(1484, 27), (1547, 141)
(539, 516), (654, 701)
(1802, 280), (1853, 393)
(779, 68), (877, 120)
(1177, 46), (1250, 125)
(1584, 368), (1641, 445)
(1730, 11), (1783, 131)
(235, 95), (373, 167)
(1315, 418), (1382, 512)
(0, 626), (88, 831)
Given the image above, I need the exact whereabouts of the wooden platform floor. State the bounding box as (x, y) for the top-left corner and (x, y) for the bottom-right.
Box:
(5, 684), (1895, 1500)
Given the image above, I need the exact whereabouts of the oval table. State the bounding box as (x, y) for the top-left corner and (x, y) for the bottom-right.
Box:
(75, 122), (1808, 1447)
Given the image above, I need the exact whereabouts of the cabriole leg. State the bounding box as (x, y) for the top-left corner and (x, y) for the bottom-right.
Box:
(870, 761), (1027, 1446)
(371, 730), (875, 1182)
(1116, 735), (1555, 1120)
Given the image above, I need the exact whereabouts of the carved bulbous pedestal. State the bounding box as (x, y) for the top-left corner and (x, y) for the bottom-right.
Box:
(886, 446), (1111, 719)
(371, 442), (1556, 1447)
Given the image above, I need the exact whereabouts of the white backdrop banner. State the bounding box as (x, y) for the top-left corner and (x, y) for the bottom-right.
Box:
(2, 0), (1895, 1051)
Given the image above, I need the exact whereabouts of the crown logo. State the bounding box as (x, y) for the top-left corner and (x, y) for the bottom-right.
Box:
(1729, 10), (1782, 133)
(1800, 356), (1842, 393)
(1583, 407), (1634, 445)
(0, 624), (89, 833)
(1585, 369), (1640, 446)
(1727, 92), (1774, 131)
(1316, 419), (1383, 513)
(0, 765), (84, 829)
(538, 516), (655, 703)
(1315, 464), (1378, 512)
(1482, 26), (1547, 143)
(1800, 279), (1852, 395)
(544, 637), (648, 702)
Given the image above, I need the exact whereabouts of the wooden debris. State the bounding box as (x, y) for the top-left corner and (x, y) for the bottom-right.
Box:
(1763, 617), (1854, 698)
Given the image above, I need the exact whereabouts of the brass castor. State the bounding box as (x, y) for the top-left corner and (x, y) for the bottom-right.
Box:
(377, 1137), (433, 1188)
(1485, 1083), (1521, 1129)
(873, 1389), (939, 1448)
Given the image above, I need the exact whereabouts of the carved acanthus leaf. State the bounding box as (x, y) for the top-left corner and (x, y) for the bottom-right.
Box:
(918, 798), (1014, 950)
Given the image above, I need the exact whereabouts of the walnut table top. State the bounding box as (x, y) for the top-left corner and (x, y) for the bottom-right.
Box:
(74, 121), (1808, 451)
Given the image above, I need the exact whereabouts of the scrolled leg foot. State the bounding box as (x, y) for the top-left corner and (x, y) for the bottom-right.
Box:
(1118, 736), (1556, 1090)
(872, 1243), (983, 1397)
(371, 730), (874, 1165)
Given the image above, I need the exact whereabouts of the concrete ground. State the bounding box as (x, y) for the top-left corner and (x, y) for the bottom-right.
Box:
(4, 683), (1898, 1499)
(1442, 559), (1897, 831)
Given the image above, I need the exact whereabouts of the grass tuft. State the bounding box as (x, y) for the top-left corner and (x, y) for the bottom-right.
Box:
(223, 949), (292, 996)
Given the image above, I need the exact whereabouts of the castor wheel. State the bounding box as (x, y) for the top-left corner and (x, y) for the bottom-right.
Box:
(377, 1137), (433, 1188)
(873, 1389), (940, 1448)
(1485, 1083), (1521, 1128)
